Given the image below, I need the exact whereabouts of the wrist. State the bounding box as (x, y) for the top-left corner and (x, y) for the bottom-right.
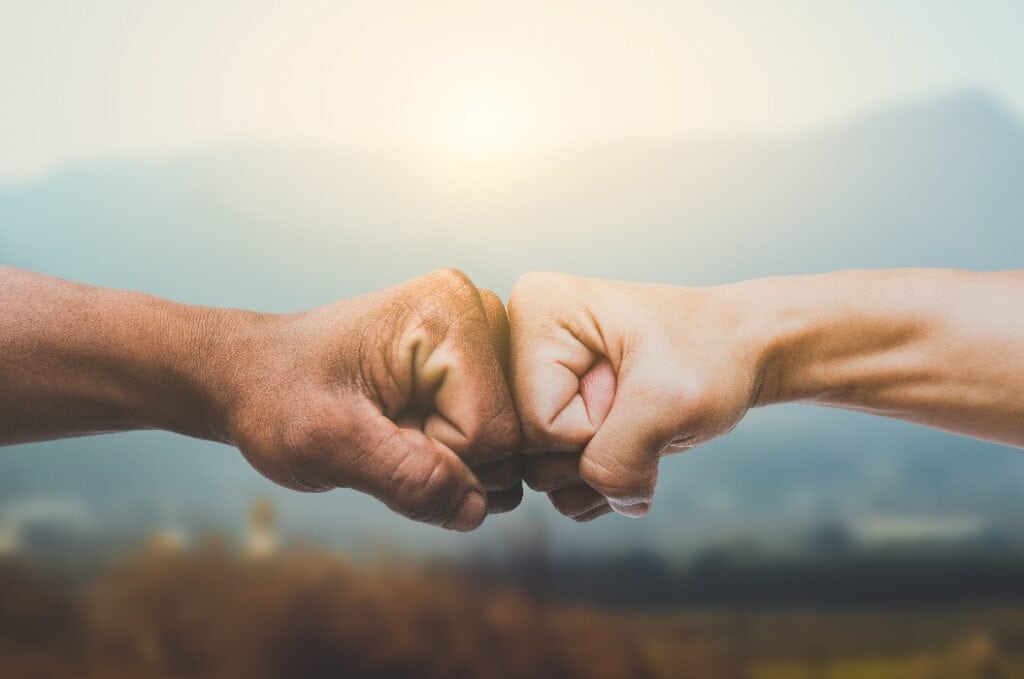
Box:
(740, 276), (813, 408)
(140, 297), (272, 444)
(0, 268), (278, 445)
(730, 270), (936, 410)
(712, 273), (836, 409)
(725, 273), (848, 408)
(702, 279), (792, 409)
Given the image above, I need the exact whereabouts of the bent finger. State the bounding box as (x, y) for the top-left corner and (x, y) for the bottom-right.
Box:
(523, 451), (583, 492)
(548, 484), (607, 518)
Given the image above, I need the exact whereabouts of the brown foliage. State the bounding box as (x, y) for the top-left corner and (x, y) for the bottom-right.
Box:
(0, 549), (653, 679)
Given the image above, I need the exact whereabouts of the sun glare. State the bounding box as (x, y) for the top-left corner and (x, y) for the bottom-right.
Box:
(441, 89), (536, 160)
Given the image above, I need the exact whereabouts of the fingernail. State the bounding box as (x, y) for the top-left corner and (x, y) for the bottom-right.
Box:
(608, 499), (651, 518)
(444, 490), (487, 532)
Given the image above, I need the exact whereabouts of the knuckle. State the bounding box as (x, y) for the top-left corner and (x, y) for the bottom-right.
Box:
(511, 271), (566, 298)
(510, 271), (543, 296)
(478, 287), (504, 310)
(509, 275), (546, 320)
(555, 427), (594, 453)
(523, 466), (551, 492)
(425, 268), (477, 306)
(515, 422), (544, 454)
(517, 415), (584, 454)
(467, 408), (522, 459)
(398, 291), (452, 339)
(522, 455), (575, 492)
(509, 273), (547, 315)
(430, 267), (475, 289)
(475, 457), (524, 492)
(405, 269), (484, 339)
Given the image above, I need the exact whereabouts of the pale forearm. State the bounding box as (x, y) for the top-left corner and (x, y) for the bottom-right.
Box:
(0, 267), (244, 444)
(742, 269), (1024, 447)
(510, 269), (1024, 520)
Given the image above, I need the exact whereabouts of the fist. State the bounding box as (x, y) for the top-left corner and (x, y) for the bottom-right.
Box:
(509, 272), (764, 520)
(219, 269), (522, 531)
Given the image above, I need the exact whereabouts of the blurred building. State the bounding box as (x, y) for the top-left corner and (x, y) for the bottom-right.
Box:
(851, 515), (985, 547)
(245, 499), (278, 559)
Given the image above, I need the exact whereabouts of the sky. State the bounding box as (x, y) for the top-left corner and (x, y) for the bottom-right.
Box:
(2, 1), (1024, 182)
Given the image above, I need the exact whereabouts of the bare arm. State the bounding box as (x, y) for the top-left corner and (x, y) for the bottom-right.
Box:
(0, 266), (523, 531)
(510, 269), (1024, 520)
(0, 266), (235, 443)
(750, 269), (1024, 447)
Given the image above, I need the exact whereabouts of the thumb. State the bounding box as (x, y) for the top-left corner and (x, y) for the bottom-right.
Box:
(578, 363), (682, 518)
(342, 411), (488, 531)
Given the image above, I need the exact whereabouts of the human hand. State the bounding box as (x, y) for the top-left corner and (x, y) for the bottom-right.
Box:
(8, 263), (1022, 529)
(209, 270), (522, 531)
(509, 272), (766, 520)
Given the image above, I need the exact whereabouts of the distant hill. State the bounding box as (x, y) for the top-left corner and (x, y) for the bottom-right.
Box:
(2, 89), (1023, 557)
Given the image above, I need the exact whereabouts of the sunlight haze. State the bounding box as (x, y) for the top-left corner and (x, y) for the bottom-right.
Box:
(3, 1), (1024, 181)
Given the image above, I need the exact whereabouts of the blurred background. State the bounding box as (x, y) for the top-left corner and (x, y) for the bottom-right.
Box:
(3, 2), (1024, 677)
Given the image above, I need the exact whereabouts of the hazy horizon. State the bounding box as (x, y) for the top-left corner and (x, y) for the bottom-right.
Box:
(4, 1), (1024, 182)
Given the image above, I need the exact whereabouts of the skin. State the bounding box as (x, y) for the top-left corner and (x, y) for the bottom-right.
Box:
(6, 265), (1024, 528)
(509, 269), (1024, 521)
(0, 266), (522, 531)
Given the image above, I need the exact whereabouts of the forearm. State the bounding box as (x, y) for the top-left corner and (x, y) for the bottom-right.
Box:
(0, 267), (247, 445)
(738, 268), (1024, 447)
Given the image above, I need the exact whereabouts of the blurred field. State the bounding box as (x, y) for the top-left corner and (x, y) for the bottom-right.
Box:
(628, 609), (1021, 678)
(3, 537), (1024, 679)
(0, 542), (652, 679)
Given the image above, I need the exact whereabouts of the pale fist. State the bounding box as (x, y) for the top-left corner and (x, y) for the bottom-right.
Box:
(509, 272), (764, 520)
(219, 270), (522, 531)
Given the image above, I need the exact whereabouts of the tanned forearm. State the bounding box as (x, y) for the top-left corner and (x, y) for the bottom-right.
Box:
(0, 266), (244, 444)
(0, 266), (522, 531)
